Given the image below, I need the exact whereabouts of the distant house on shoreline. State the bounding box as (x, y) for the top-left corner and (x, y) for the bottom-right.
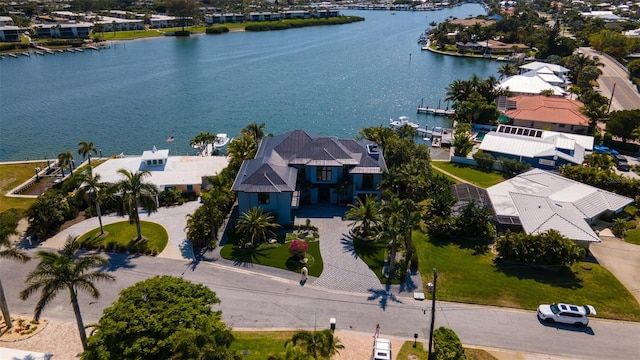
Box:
(499, 95), (589, 134)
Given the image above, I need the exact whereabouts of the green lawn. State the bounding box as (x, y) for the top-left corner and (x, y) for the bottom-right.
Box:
(229, 331), (294, 359)
(414, 232), (640, 321)
(78, 221), (168, 254)
(431, 162), (506, 188)
(625, 227), (640, 245)
(353, 237), (403, 284)
(430, 165), (460, 184)
(95, 30), (164, 40)
(220, 231), (324, 277)
(396, 340), (497, 360)
(0, 161), (49, 213)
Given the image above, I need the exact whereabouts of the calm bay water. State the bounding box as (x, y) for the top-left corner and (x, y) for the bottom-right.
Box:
(0, 4), (499, 161)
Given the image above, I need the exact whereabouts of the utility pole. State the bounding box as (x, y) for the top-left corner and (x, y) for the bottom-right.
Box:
(607, 82), (616, 114)
(427, 268), (438, 359)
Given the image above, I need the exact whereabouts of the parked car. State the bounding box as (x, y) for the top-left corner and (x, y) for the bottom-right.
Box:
(537, 303), (596, 327)
(612, 154), (630, 171)
(370, 338), (391, 360)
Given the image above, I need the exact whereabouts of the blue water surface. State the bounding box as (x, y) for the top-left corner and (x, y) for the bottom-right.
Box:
(0, 4), (499, 161)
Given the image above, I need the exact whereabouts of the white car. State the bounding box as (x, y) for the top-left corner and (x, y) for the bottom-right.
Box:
(537, 303), (596, 327)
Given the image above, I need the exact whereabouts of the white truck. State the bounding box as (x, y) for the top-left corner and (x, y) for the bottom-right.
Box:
(371, 338), (392, 360)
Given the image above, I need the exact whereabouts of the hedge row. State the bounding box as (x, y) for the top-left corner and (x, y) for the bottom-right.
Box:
(205, 27), (229, 34)
(245, 16), (364, 32)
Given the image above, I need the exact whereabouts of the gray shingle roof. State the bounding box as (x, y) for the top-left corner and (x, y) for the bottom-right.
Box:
(232, 130), (386, 192)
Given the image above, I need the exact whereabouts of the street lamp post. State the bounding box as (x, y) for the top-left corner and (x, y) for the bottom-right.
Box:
(428, 268), (438, 359)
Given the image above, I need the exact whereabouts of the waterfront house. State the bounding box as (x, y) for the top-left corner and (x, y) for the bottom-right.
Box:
(478, 124), (593, 170)
(232, 130), (387, 225)
(94, 16), (144, 32)
(487, 168), (632, 248)
(0, 16), (20, 42)
(149, 15), (178, 29)
(499, 95), (589, 133)
(92, 147), (229, 196)
(497, 69), (566, 96)
(35, 23), (92, 39)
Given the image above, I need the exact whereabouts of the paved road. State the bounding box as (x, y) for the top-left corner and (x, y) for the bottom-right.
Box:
(2, 254), (639, 360)
(579, 47), (640, 111)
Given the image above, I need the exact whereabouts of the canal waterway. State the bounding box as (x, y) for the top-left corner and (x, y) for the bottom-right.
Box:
(0, 3), (500, 161)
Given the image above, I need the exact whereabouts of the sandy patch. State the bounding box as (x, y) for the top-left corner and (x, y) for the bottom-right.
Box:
(0, 321), (83, 360)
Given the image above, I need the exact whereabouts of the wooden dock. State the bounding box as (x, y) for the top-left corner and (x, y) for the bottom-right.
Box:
(417, 107), (455, 116)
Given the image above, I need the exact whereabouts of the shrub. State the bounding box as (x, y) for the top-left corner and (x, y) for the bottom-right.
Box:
(498, 157), (530, 177)
(433, 327), (465, 360)
(174, 30), (191, 37)
(611, 218), (627, 238)
(288, 239), (308, 258)
(473, 150), (495, 170)
(205, 27), (229, 34)
(495, 229), (586, 267)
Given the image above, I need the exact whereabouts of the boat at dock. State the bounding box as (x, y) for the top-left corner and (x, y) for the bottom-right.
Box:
(8, 53), (17, 58)
(45, 50), (54, 54)
(66, 48), (75, 53)
(214, 133), (232, 149)
(389, 116), (419, 129)
(21, 52), (30, 57)
(35, 51), (44, 56)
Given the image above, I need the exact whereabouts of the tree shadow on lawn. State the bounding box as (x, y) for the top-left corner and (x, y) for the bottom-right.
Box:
(343, 233), (387, 260)
(494, 259), (584, 290)
(228, 245), (272, 267)
(430, 237), (491, 256)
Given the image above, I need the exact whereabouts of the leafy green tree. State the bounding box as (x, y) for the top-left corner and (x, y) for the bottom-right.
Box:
(285, 329), (344, 359)
(455, 201), (496, 241)
(357, 126), (396, 150)
(0, 209), (30, 329)
(113, 169), (158, 241)
(498, 157), (531, 177)
(628, 59), (640, 78)
(345, 195), (381, 239)
(20, 236), (114, 350)
(227, 134), (258, 169)
(495, 229), (585, 267)
(395, 123), (418, 138)
(606, 110), (640, 143)
(78, 140), (98, 166)
(584, 153), (613, 170)
(235, 207), (280, 247)
(578, 88), (610, 134)
(167, 0), (198, 31)
(473, 150), (495, 170)
(84, 276), (236, 360)
(433, 327), (465, 360)
(26, 191), (75, 239)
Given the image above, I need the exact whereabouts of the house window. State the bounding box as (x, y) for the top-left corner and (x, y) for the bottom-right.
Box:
(158, 159), (163, 165)
(258, 192), (270, 204)
(146, 160), (152, 166)
(317, 167), (332, 182)
(187, 185), (193, 191)
(152, 159), (158, 165)
(558, 124), (565, 128)
(362, 174), (373, 189)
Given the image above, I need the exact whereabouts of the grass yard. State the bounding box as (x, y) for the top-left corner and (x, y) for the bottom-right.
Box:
(220, 231), (324, 277)
(229, 331), (295, 359)
(78, 221), (168, 254)
(431, 162), (506, 188)
(625, 227), (640, 245)
(0, 161), (49, 213)
(396, 341), (497, 360)
(96, 30), (164, 40)
(430, 164), (460, 184)
(353, 237), (403, 284)
(414, 232), (640, 321)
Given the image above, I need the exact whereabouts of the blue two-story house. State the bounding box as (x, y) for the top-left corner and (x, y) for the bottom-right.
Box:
(232, 130), (387, 225)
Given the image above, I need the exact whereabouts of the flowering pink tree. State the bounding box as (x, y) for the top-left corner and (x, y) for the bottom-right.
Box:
(288, 239), (308, 259)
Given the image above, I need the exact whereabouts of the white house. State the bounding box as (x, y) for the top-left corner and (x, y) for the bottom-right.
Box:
(0, 16), (19, 42)
(92, 147), (229, 196)
(487, 168), (633, 248)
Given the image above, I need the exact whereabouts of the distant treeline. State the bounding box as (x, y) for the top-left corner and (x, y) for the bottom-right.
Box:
(245, 16), (365, 32)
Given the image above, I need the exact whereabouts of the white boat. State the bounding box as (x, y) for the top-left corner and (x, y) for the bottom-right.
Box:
(389, 116), (419, 129)
(214, 133), (232, 149)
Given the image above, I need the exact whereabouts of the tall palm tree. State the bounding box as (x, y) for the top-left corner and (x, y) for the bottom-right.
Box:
(241, 122), (269, 147)
(227, 135), (258, 168)
(497, 62), (518, 79)
(345, 195), (381, 239)
(77, 140), (98, 166)
(235, 207), (280, 247)
(57, 150), (74, 175)
(286, 329), (344, 359)
(113, 169), (158, 241)
(0, 210), (31, 329)
(77, 171), (108, 235)
(19, 236), (114, 350)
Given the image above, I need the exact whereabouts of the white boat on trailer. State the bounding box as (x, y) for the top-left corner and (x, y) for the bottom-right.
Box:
(389, 116), (419, 129)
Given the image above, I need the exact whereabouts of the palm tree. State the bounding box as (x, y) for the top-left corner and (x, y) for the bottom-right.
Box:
(241, 122), (269, 147)
(19, 236), (115, 350)
(235, 207), (280, 247)
(77, 140), (98, 166)
(113, 169), (158, 241)
(0, 210), (31, 329)
(345, 195), (381, 239)
(497, 62), (518, 79)
(57, 150), (74, 175)
(189, 132), (217, 155)
(77, 171), (108, 235)
(286, 329), (344, 359)
(227, 135), (258, 168)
